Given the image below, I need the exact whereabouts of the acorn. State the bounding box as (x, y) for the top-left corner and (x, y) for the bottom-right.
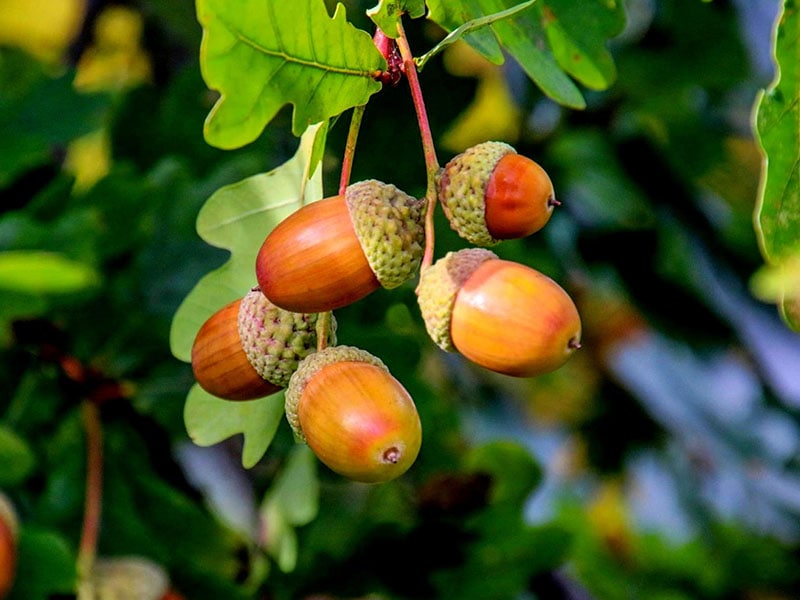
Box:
(256, 180), (425, 313)
(437, 141), (557, 246)
(191, 288), (335, 401)
(0, 493), (17, 599)
(417, 249), (581, 377)
(285, 346), (422, 483)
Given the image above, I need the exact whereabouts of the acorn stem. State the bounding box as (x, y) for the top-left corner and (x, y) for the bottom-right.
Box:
(396, 19), (440, 273)
(339, 104), (366, 195)
(316, 310), (333, 352)
(78, 400), (104, 580)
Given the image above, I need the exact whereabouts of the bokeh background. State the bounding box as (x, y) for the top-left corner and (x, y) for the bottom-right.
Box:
(1, 0), (799, 598)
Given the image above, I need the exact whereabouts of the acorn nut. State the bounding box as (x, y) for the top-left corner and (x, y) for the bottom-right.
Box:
(285, 346), (422, 483)
(417, 249), (581, 377)
(256, 180), (426, 313)
(191, 288), (335, 401)
(437, 141), (557, 246)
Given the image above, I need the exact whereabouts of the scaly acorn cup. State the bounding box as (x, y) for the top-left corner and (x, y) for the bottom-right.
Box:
(437, 141), (557, 246)
(191, 288), (335, 401)
(285, 346), (422, 484)
(417, 249), (581, 377)
(256, 180), (425, 313)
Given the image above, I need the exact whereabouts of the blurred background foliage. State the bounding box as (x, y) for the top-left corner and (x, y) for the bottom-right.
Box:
(1, 0), (799, 598)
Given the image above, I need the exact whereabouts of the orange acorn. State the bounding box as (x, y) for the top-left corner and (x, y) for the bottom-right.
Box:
(437, 141), (557, 246)
(417, 249), (581, 377)
(256, 180), (425, 313)
(285, 346), (422, 483)
(191, 288), (334, 400)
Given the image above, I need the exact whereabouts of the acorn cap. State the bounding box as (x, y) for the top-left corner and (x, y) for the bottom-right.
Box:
(346, 180), (425, 289)
(416, 248), (497, 351)
(437, 141), (515, 246)
(238, 288), (336, 388)
(285, 345), (386, 442)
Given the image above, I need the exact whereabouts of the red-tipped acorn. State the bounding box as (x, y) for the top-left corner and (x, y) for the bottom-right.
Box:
(285, 346), (422, 483)
(417, 249), (581, 377)
(191, 288), (334, 400)
(437, 141), (557, 246)
(256, 180), (425, 313)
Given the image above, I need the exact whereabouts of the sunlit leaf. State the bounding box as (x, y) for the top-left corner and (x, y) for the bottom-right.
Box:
(0, 251), (99, 294)
(169, 123), (326, 363)
(367, 0), (426, 38)
(755, 3), (800, 331)
(183, 384), (285, 469)
(197, 0), (382, 148)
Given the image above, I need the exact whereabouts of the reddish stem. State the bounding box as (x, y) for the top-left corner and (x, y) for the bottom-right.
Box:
(338, 104), (366, 195)
(395, 21), (440, 274)
(77, 400), (103, 579)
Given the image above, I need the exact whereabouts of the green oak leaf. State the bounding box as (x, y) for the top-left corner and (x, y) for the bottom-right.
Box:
(755, 2), (800, 331)
(416, 1), (535, 70)
(9, 528), (76, 600)
(543, 0), (624, 90)
(170, 123), (326, 364)
(0, 425), (36, 486)
(426, 0), (505, 64)
(170, 123), (326, 467)
(260, 445), (319, 572)
(197, 0), (383, 148)
(368, 0), (427, 38)
(426, 0), (625, 108)
(184, 384), (285, 468)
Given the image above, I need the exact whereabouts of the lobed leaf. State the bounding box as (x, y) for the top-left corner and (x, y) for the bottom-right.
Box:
(755, 2), (800, 330)
(170, 123), (326, 468)
(426, 0), (625, 108)
(197, 0), (383, 148)
(169, 123), (326, 364)
(183, 384), (285, 469)
(416, 1), (535, 71)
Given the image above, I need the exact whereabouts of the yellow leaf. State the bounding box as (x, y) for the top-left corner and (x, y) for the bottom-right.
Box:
(440, 42), (521, 152)
(64, 130), (111, 192)
(587, 479), (634, 560)
(73, 5), (152, 92)
(0, 0), (86, 63)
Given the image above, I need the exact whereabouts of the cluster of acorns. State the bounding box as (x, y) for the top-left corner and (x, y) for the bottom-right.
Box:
(191, 141), (582, 484)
